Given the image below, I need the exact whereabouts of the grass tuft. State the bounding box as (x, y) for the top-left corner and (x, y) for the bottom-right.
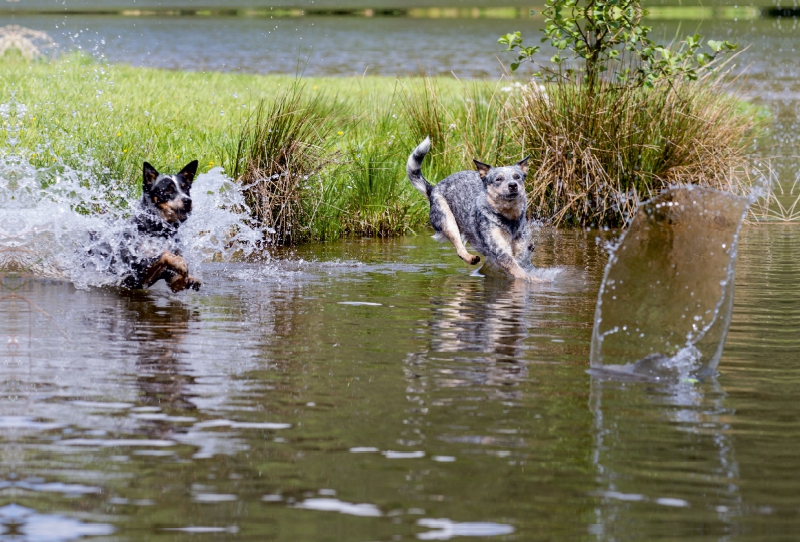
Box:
(513, 77), (760, 226)
(2, 53), (765, 244)
(225, 82), (338, 245)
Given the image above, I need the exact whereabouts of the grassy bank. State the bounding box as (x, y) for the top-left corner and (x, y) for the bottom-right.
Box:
(5, 53), (512, 243)
(1, 53), (761, 242)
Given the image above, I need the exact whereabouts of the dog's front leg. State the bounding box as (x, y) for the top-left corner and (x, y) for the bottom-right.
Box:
(160, 253), (203, 292)
(431, 194), (481, 265)
(167, 273), (202, 292)
(494, 253), (533, 281)
(481, 225), (538, 281)
(141, 252), (201, 292)
(511, 232), (535, 271)
(139, 254), (175, 289)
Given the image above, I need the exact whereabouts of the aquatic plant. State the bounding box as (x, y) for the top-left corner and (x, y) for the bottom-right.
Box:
(0, 25), (56, 61)
(494, 0), (757, 226)
(223, 82), (339, 245)
(749, 166), (800, 222)
(512, 77), (758, 226)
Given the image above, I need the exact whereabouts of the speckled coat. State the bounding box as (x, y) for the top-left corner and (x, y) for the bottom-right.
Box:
(406, 137), (534, 280)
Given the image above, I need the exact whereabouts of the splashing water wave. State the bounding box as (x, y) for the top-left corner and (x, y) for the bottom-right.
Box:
(0, 100), (262, 289)
(589, 186), (754, 381)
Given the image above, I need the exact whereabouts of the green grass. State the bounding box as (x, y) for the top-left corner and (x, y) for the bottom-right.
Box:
(0, 52), (762, 241)
(3, 52), (500, 242)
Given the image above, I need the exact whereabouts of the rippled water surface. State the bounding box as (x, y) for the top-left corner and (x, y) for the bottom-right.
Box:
(0, 8), (798, 541)
(0, 224), (797, 540)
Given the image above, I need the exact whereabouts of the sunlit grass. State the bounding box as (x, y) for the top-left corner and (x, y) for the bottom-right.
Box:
(0, 52), (765, 242)
(513, 77), (765, 226)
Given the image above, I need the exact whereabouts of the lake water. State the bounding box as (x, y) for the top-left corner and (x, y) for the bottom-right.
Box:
(1, 9), (800, 542)
(2, 225), (799, 540)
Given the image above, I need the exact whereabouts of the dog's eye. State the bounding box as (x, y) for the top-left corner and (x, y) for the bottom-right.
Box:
(495, 176), (504, 183)
(513, 173), (520, 180)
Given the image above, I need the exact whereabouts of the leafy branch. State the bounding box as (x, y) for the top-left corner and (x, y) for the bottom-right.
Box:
(499, 0), (737, 88)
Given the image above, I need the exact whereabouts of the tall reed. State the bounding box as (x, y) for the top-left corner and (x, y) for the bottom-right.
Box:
(226, 82), (339, 245)
(513, 77), (758, 226)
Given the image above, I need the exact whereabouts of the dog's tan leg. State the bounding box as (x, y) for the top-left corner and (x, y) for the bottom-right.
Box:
(167, 274), (202, 292)
(140, 256), (170, 289)
(160, 252), (188, 275)
(483, 226), (539, 281)
(141, 252), (193, 290)
(432, 193), (481, 265)
(511, 234), (535, 271)
(497, 256), (533, 281)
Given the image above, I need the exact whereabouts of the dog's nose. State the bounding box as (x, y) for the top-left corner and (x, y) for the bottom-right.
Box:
(508, 182), (518, 192)
(183, 198), (192, 211)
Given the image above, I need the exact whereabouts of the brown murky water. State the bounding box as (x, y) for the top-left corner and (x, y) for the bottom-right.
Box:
(0, 8), (799, 541)
(0, 223), (797, 541)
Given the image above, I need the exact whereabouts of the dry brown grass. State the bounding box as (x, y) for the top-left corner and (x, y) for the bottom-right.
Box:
(512, 77), (759, 226)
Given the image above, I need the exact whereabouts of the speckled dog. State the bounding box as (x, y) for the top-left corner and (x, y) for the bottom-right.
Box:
(121, 161), (202, 292)
(406, 137), (535, 280)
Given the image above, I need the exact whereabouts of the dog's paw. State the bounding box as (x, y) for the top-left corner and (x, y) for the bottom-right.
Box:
(167, 274), (202, 293)
(186, 276), (202, 291)
(470, 255), (481, 265)
(162, 252), (188, 275)
(166, 274), (186, 293)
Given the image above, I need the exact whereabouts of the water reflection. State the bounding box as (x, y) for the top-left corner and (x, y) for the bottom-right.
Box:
(125, 292), (199, 414)
(427, 277), (532, 380)
(590, 376), (741, 536)
(0, 228), (794, 539)
(0, 504), (114, 541)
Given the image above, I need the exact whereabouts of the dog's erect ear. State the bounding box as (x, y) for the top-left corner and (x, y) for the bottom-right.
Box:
(516, 156), (530, 175)
(473, 160), (492, 179)
(143, 162), (159, 191)
(179, 160), (199, 185)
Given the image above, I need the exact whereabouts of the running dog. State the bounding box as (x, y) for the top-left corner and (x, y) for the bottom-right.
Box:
(118, 161), (202, 292)
(406, 137), (535, 280)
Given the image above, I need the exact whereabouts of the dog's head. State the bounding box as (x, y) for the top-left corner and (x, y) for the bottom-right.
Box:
(474, 157), (530, 207)
(142, 160), (198, 224)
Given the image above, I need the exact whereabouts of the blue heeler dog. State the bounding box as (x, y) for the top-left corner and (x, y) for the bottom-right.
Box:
(121, 161), (202, 292)
(406, 137), (535, 280)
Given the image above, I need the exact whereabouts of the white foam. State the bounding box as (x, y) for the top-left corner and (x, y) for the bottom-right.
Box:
(0, 98), (265, 289)
(295, 497), (382, 517)
(416, 518), (514, 540)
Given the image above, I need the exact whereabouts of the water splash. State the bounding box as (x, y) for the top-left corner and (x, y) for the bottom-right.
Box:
(0, 25), (57, 60)
(0, 98), (262, 289)
(590, 186), (752, 380)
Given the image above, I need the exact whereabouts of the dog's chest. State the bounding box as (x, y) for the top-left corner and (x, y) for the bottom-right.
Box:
(131, 235), (177, 260)
(489, 226), (513, 249)
(487, 211), (525, 239)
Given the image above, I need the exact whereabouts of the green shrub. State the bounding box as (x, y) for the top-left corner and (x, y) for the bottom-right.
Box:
(513, 78), (757, 226)
(497, 0), (755, 227)
(224, 82), (339, 245)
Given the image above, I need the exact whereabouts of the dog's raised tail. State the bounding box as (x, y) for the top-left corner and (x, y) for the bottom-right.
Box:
(407, 137), (432, 199)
